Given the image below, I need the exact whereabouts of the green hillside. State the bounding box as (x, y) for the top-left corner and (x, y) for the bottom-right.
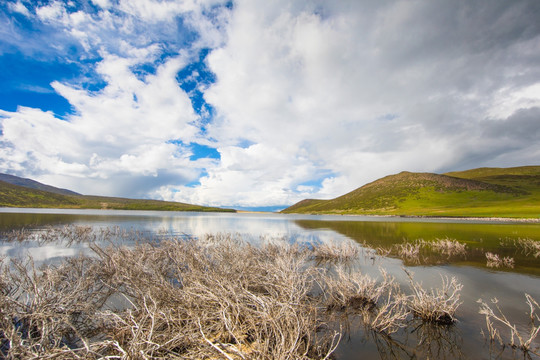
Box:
(0, 173), (80, 196)
(282, 166), (540, 218)
(0, 180), (235, 212)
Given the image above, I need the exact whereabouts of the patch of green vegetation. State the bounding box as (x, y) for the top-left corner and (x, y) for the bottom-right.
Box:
(282, 167), (540, 218)
(0, 180), (81, 208)
(295, 219), (540, 276)
(0, 180), (235, 212)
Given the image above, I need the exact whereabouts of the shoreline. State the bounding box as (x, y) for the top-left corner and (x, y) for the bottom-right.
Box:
(280, 211), (540, 223)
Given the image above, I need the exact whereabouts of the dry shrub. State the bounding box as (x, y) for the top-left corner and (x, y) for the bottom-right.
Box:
(478, 294), (540, 355)
(360, 287), (409, 335)
(312, 241), (359, 263)
(395, 242), (422, 263)
(405, 270), (463, 325)
(0, 255), (111, 358)
(325, 267), (393, 312)
(324, 267), (410, 335)
(92, 238), (341, 359)
(0, 225), (145, 247)
(514, 238), (540, 258)
(0, 230), (478, 359)
(485, 252), (515, 268)
(429, 238), (467, 257)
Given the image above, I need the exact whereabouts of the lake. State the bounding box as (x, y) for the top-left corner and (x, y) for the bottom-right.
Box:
(1, 208), (539, 359)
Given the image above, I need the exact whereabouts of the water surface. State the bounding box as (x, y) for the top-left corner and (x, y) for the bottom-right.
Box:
(1, 208), (539, 359)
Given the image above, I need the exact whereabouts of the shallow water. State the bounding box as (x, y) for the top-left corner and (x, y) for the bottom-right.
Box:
(1, 208), (539, 359)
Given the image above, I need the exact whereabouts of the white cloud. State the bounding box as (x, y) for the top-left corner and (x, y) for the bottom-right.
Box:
(179, 0), (540, 206)
(8, 1), (30, 16)
(0, 0), (218, 197)
(1, 0), (540, 208)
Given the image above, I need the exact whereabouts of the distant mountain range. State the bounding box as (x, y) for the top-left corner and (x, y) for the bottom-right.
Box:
(282, 166), (540, 218)
(0, 173), (235, 212)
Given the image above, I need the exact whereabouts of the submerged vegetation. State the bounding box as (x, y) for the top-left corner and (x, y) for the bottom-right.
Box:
(0, 226), (538, 358)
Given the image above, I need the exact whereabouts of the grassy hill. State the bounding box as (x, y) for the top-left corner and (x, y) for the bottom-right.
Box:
(0, 173), (80, 196)
(0, 180), (235, 212)
(282, 166), (540, 218)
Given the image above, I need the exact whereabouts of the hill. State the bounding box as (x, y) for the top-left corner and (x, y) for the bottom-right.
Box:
(0, 177), (235, 213)
(281, 166), (540, 218)
(0, 173), (80, 196)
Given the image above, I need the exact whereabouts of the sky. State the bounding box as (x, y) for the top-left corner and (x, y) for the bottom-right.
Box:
(1, 0), (540, 211)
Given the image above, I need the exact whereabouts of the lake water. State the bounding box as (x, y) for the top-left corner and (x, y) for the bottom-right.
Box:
(1, 208), (539, 359)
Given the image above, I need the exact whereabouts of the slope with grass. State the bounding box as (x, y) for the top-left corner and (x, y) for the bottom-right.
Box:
(282, 166), (540, 218)
(0, 179), (235, 212)
(0, 173), (80, 196)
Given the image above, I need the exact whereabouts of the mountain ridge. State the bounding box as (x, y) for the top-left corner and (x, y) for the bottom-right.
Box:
(0, 174), (235, 212)
(0, 173), (80, 196)
(282, 166), (540, 218)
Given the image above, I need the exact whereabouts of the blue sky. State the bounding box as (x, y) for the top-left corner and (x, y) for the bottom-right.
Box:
(1, 0), (540, 211)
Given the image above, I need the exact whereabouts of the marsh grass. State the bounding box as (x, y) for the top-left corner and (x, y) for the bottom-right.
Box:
(478, 294), (540, 355)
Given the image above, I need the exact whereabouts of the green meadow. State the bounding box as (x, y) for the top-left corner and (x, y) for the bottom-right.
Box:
(0, 180), (234, 212)
(283, 166), (540, 218)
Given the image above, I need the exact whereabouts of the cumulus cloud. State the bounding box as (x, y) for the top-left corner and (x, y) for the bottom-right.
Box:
(1, 0), (539, 208)
(176, 0), (540, 206)
(0, 0), (228, 197)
